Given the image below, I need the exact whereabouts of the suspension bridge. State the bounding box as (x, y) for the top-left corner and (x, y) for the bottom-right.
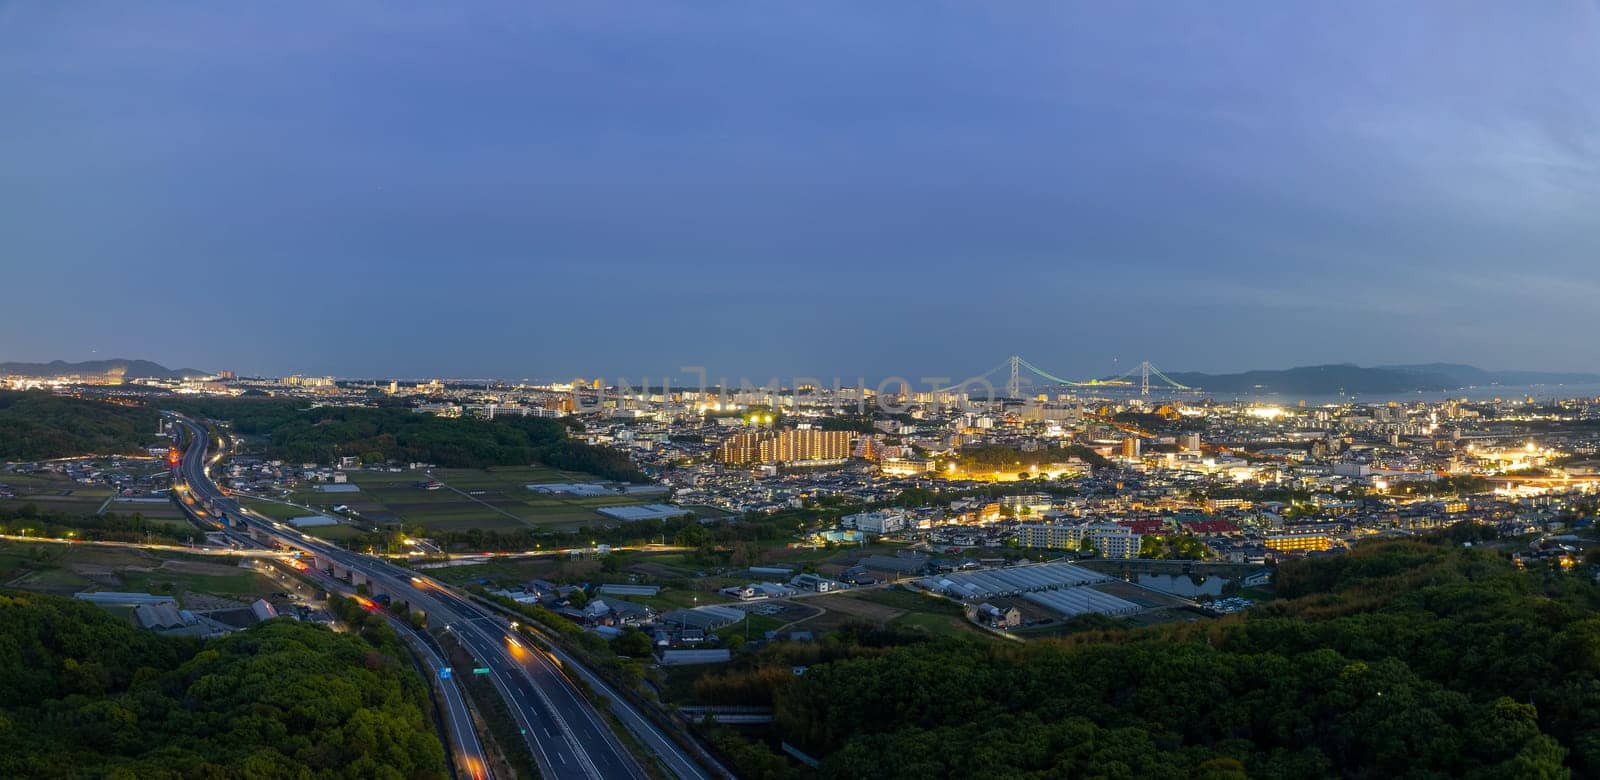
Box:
(939, 355), (1198, 398)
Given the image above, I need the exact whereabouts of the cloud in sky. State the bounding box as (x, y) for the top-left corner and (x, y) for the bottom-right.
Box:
(2, 1), (1598, 379)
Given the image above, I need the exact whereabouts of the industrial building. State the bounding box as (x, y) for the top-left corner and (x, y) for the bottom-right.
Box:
(919, 562), (1143, 619)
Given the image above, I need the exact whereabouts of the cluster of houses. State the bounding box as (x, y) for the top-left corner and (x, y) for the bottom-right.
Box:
(5, 456), (171, 498)
(488, 579), (685, 642)
(75, 591), (293, 638)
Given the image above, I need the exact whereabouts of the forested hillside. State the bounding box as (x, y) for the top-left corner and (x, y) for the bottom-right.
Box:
(0, 391), (158, 461)
(0, 590), (446, 778)
(166, 398), (645, 480)
(760, 534), (1596, 778)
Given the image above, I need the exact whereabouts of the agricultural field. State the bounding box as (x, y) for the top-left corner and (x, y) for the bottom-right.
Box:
(8, 490), (117, 517)
(0, 471), (81, 492)
(0, 541), (281, 607)
(425, 554), (602, 587)
(278, 465), (671, 534)
(104, 499), (191, 520)
(236, 498), (374, 542)
(796, 586), (993, 640)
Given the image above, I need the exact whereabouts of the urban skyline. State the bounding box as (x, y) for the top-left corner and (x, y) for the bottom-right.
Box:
(6, 3), (1600, 777)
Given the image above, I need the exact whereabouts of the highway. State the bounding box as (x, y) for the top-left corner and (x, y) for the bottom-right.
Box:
(263, 552), (496, 780)
(0, 533), (292, 557)
(390, 612), (494, 780)
(165, 414), (678, 780)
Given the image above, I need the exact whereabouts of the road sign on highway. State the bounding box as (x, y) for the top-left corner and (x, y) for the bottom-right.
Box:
(472, 667), (491, 675)
(438, 668), (452, 680)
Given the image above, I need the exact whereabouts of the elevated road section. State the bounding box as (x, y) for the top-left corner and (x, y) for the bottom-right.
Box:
(164, 414), (694, 780)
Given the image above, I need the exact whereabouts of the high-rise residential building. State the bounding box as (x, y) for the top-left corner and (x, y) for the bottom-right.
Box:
(1092, 525), (1141, 559)
(717, 429), (851, 464)
(1015, 521), (1140, 559)
(1121, 438), (1141, 458)
(280, 374), (335, 388)
(1016, 523), (1078, 549)
(717, 433), (763, 464)
(853, 435), (883, 460)
(1264, 530), (1334, 553)
(1179, 432), (1202, 452)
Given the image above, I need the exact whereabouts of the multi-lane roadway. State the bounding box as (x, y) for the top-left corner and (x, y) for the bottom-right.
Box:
(166, 414), (707, 780)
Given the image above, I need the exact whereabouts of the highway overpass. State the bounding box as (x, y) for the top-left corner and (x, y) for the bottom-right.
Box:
(166, 413), (716, 780)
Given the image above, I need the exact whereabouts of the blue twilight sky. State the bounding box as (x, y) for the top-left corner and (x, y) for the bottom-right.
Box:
(2, 2), (1599, 381)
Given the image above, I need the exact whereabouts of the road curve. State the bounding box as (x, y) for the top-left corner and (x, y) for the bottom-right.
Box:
(166, 413), (656, 780)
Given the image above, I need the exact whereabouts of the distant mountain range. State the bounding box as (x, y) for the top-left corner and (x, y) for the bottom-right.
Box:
(0, 359), (209, 380)
(1162, 363), (1600, 395)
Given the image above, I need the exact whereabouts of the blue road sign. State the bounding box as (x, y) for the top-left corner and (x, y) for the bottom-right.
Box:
(438, 667), (452, 680)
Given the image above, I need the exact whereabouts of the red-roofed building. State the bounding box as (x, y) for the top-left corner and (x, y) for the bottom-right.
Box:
(1180, 519), (1241, 537)
(1118, 519), (1168, 536)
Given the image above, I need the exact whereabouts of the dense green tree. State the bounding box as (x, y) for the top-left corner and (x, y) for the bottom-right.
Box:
(166, 398), (645, 480)
(734, 537), (1600, 777)
(611, 628), (654, 658)
(0, 391), (159, 460)
(0, 591), (446, 778)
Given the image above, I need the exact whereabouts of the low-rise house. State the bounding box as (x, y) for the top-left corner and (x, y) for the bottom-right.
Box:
(974, 602), (1022, 628)
(790, 573), (841, 593)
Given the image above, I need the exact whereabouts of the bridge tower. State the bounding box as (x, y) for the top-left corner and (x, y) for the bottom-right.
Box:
(1141, 361), (1151, 396)
(1007, 355), (1021, 399)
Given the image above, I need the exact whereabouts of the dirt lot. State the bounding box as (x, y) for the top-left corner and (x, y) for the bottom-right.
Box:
(790, 592), (908, 633)
(811, 593), (905, 621)
(1092, 579), (1191, 609)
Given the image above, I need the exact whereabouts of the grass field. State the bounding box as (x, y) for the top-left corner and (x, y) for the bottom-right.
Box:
(0, 547), (36, 580)
(629, 587), (733, 611)
(712, 611), (786, 640)
(239, 498), (304, 520)
(1237, 586), (1276, 602)
(677, 504), (732, 519)
(120, 569), (273, 599)
(9, 566), (95, 592)
(124, 516), (201, 533)
(891, 611), (982, 637)
(301, 524), (370, 541)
